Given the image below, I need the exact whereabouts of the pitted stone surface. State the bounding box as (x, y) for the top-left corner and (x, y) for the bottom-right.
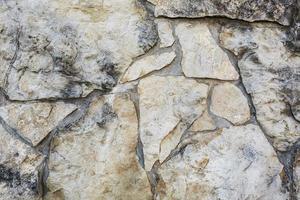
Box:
(149, 0), (295, 25)
(0, 0), (157, 100)
(0, 0), (299, 199)
(0, 125), (43, 200)
(0, 102), (77, 146)
(219, 23), (300, 151)
(157, 125), (288, 200)
(138, 75), (208, 170)
(46, 94), (152, 200)
(175, 22), (239, 80)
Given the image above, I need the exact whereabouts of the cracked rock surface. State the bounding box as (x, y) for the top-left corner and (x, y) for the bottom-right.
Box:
(1, 0), (300, 199)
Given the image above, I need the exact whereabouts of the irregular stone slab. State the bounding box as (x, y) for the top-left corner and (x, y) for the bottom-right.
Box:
(0, 125), (43, 200)
(189, 110), (216, 132)
(46, 94), (152, 200)
(0, 0), (157, 100)
(210, 83), (250, 125)
(156, 19), (175, 48)
(0, 102), (77, 146)
(121, 51), (176, 83)
(219, 23), (300, 150)
(175, 22), (239, 80)
(149, 0), (295, 25)
(157, 124), (288, 200)
(138, 75), (208, 170)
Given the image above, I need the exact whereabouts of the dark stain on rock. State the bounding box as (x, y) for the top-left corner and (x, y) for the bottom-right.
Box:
(97, 51), (120, 91)
(96, 103), (117, 127)
(0, 164), (38, 197)
(285, 0), (300, 52)
(137, 19), (158, 52)
(60, 81), (82, 99)
(136, 0), (158, 52)
(269, 66), (300, 121)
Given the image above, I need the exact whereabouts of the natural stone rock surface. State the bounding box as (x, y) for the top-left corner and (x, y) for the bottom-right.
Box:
(219, 23), (300, 150)
(0, 125), (43, 200)
(0, 0), (157, 100)
(46, 94), (152, 200)
(156, 19), (175, 48)
(210, 83), (251, 125)
(121, 51), (176, 82)
(0, 102), (77, 146)
(189, 110), (216, 132)
(1, 0), (300, 199)
(175, 22), (239, 80)
(156, 125), (288, 200)
(138, 75), (208, 170)
(149, 0), (295, 25)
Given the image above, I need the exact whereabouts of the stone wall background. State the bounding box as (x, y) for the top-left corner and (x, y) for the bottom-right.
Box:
(0, 0), (300, 199)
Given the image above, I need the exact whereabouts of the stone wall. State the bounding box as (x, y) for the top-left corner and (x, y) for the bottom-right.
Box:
(0, 0), (300, 199)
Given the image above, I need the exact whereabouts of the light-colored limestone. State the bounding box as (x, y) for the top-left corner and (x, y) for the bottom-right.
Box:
(219, 24), (300, 151)
(121, 51), (176, 82)
(46, 94), (152, 200)
(0, 102), (77, 146)
(156, 19), (175, 48)
(210, 83), (250, 125)
(175, 22), (239, 80)
(138, 75), (208, 170)
(189, 110), (216, 132)
(0, 0), (157, 100)
(157, 124), (288, 200)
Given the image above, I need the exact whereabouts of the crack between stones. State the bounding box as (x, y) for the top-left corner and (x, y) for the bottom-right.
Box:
(3, 25), (21, 89)
(222, 49), (297, 199)
(0, 116), (33, 147)
(154, 15), (289, 28)
(32, 90), (108, 198)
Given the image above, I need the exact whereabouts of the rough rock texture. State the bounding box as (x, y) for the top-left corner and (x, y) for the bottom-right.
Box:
(156, 125), (288, 200)
(46, 94), (152, 200)
(189, 110), (216, 132)
(175, 22), (239, 80)
(210, 82), (250, 125)
(0, 125), (43, 200)
(219, 23), (300, 151)
(149, 0), (295, 25)
(0, 0), (157, 100)
(138, 75), (208, 170)
(121, 51), (176, 82)
(1, 0), (300, 199)
(0, 102), (77, 146)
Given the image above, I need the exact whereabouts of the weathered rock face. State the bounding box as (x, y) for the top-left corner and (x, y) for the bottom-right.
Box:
(138, 75), (208, 170)
(0, 102), (77, 146)
(121, 51), (176, 82)
(46, 94), (152, 200)
(149, 0), (295, 25)
(156, 125), (288, 200)
(219, 23), (300, 151)
(1, 0), (300, 199)
(0, 125), (44, 200)
(0, 0), (157, 100)
(210, 82), (250, 125)
(175, 21), (239, 80)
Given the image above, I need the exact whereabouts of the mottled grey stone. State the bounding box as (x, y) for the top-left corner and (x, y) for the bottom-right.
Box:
(150, 0), (295, 25)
